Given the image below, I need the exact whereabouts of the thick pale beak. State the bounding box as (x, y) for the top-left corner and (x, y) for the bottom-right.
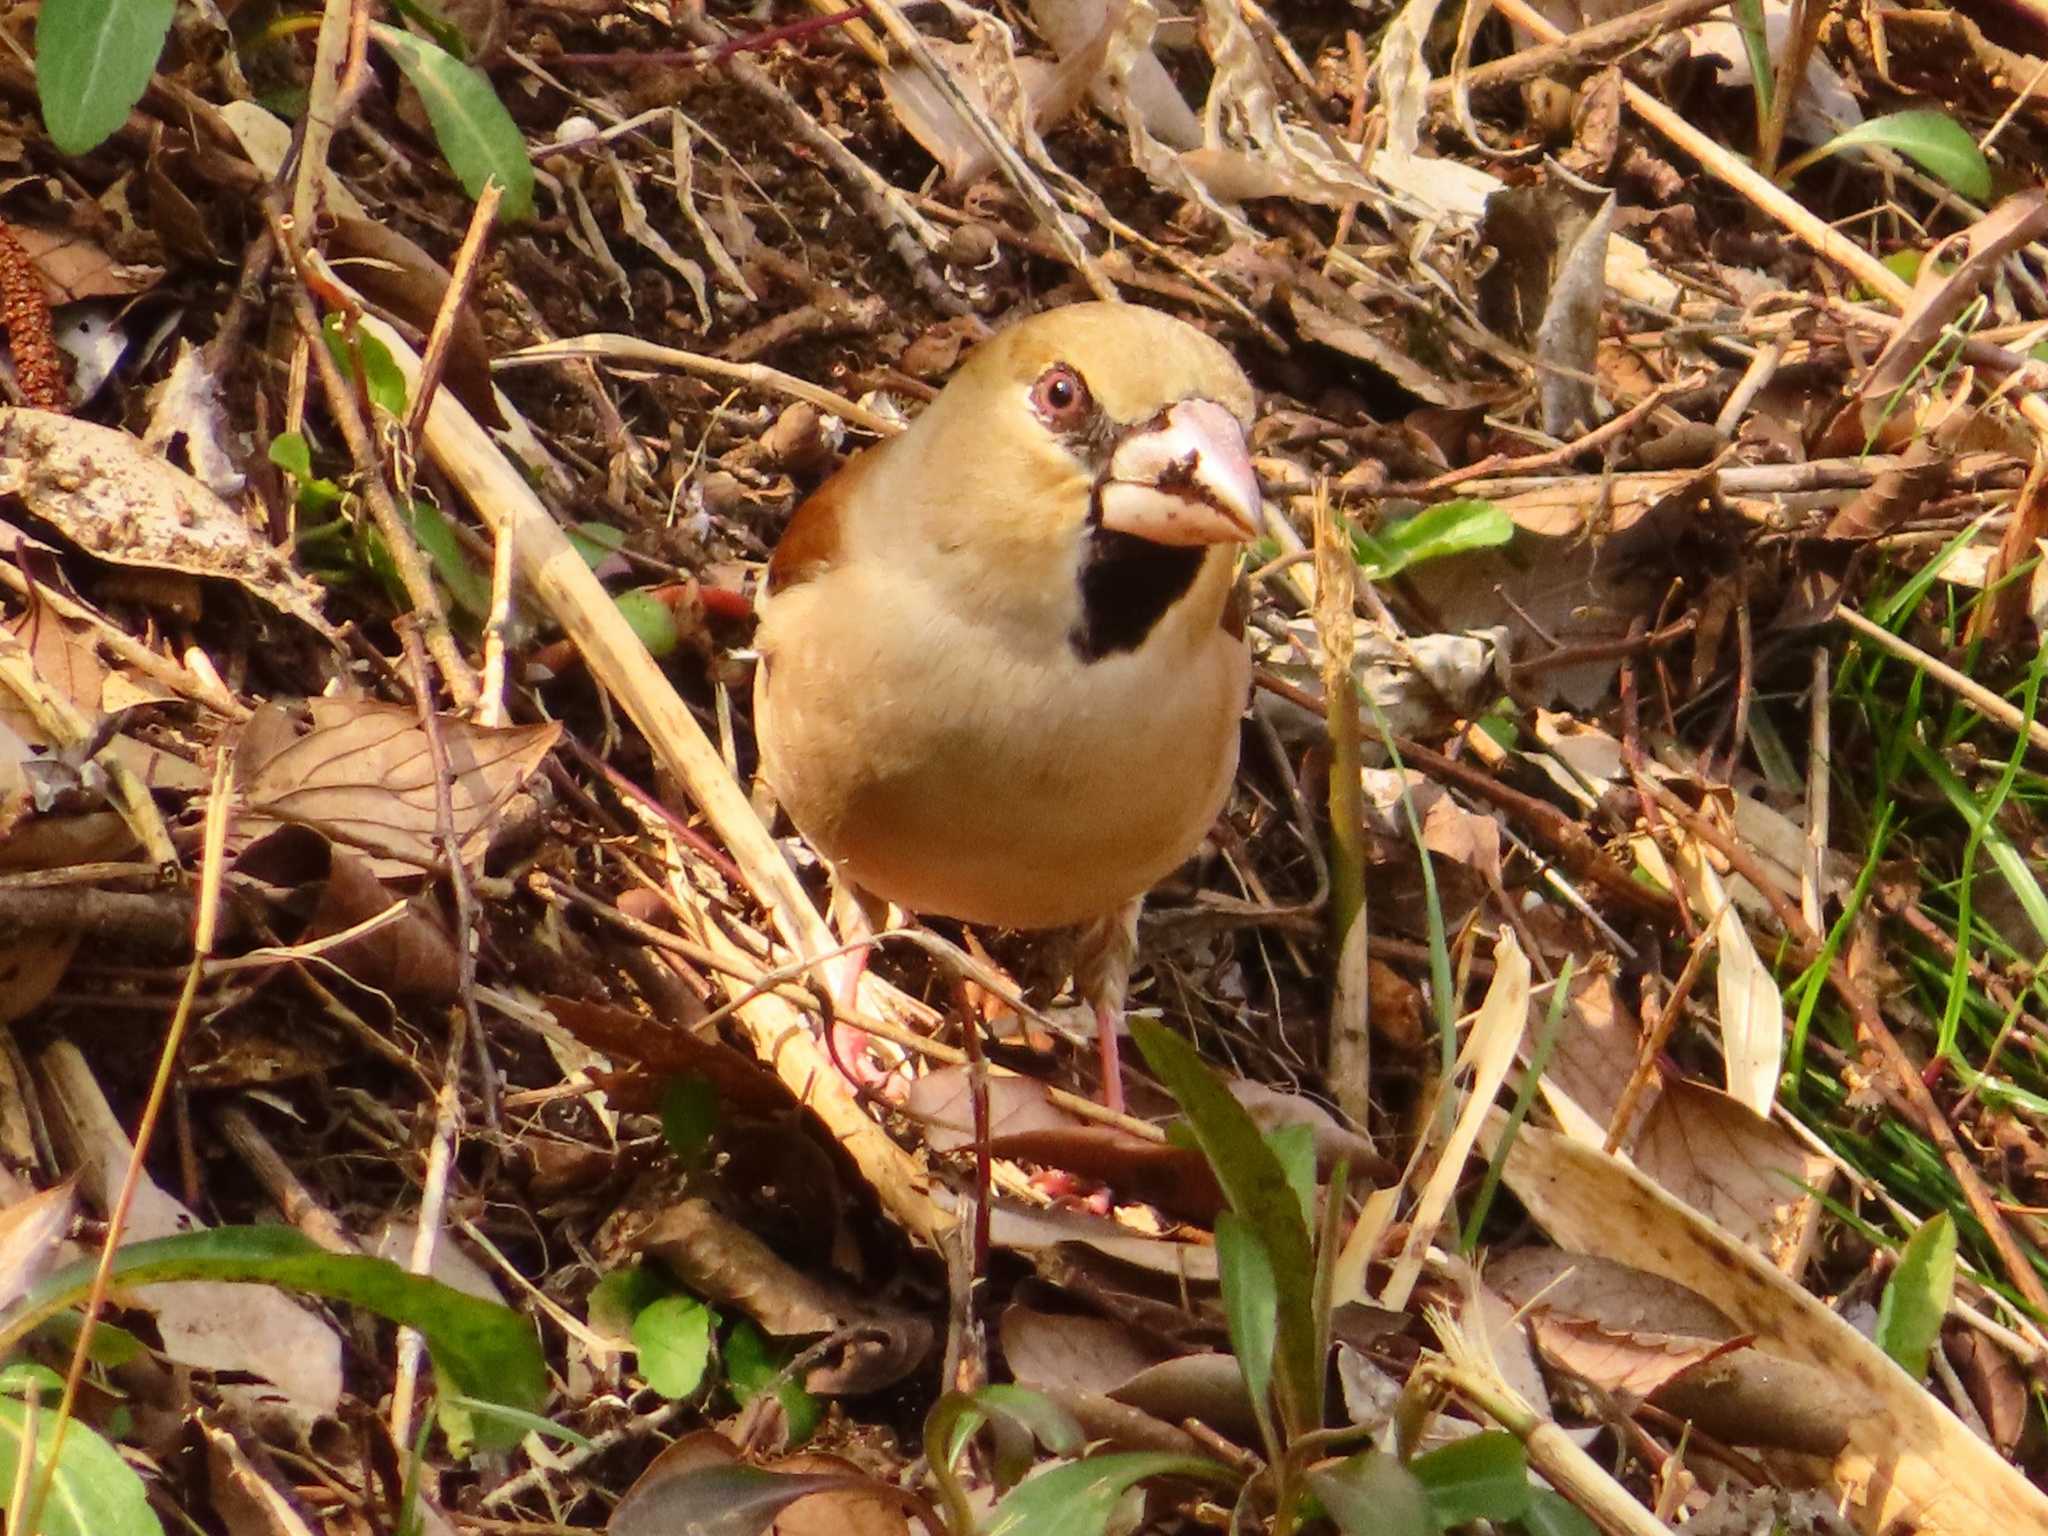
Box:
(1096, 398), (1260, 547)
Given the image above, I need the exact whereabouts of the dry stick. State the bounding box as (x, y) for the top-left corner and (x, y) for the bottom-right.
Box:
(1402, 370), (1709, 496)
(23, 749), (231, 1536)
(265, 200), (479, 708)
(1836, 603), (2048, 757)
(478, 504), (516, 728)
(1603, 909), (1720, 1154)
(1314, 490), (1371, 1124)
(1326, 30), (1375, 267)
(1639, 776), (2048, 1319)
(406, 179), (503, 441)
(289, 0), (360, 229)
(216, 1104), (364, 1256)
(1427, 0), (1731, 102)
(500, 334), (903, 436)
(1802, 645), (1831, 935)
(389, 620), (492, 1450)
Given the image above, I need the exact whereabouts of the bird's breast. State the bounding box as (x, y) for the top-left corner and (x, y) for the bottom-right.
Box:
(755, 564), (1246, 930)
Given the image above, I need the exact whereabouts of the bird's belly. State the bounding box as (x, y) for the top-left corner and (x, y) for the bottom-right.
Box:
(762, 627), (1246, 931)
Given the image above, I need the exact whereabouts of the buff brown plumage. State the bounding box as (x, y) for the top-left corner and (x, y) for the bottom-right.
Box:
(754, 302), (1258, 1110)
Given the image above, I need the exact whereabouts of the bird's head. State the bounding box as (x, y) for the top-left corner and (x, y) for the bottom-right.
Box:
(883, 303), (1260, 654)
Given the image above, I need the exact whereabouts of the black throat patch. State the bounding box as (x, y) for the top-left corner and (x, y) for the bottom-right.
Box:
(1069, 526), (1204, 662)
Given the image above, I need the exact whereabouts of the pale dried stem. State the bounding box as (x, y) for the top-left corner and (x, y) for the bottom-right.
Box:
(1427, 0), (1730, 101)
(389, 620), (493, 1448)
(502, 334), (905, 435)
(406, 178), (504, 440)
(1837, 602), (2048, 757)
(25, 749), (231, 1534)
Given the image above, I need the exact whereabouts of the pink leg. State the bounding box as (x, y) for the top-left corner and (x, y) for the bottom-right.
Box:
(1076, 898), (1142, 1112)
(820, 881), (889, 1090)
(1094, 999), (1126, 1115)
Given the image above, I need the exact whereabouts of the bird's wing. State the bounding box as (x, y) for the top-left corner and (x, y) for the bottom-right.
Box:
(765, 446), (883, 597)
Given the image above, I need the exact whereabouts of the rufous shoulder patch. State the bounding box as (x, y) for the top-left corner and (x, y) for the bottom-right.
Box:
(766, 450), (875, 596)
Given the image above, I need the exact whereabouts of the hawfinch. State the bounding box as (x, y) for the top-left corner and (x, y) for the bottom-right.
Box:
(753, 303), (1259, 1111)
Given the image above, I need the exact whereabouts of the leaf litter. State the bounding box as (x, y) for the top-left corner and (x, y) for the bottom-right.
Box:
(0, 0), (2047, 1532)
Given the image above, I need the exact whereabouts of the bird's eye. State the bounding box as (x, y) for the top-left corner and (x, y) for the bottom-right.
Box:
(1030, 364), (1092, 429)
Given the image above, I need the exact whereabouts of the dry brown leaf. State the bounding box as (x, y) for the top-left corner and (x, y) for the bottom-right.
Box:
(1533, 1313), (1746, 1406)
(6, 221), (162, 302)
(974, 1194), (1219, 1280)
(1001, 1304), (1161, 1396)
(234, 699), (559, 871)
(142, 341), (246, 500)
(1112, 1351), (1262, 1444)
(1492, 467), (1714, 539)
(1490, 1118), (2048, 1535)
(610, 1432), (910, 1536)
(1632, 1079), (1831, 1273)
(0, 408), (332, 637)
(908, 1065), (1081, 1152)
(0, 1178), (76, 1313)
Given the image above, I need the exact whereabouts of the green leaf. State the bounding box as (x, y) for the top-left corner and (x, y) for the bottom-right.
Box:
(33, 1309), (142, 1368)
(1354, 500), (1513, 580)
(322, 316), (410, 419)
(567, 521), (628, 568)
(1518, 1486), (1601, 1536)
(984, 1453), (1235, 1536)
(1131, 1020), (1322, 1434)
(725, 1318), (821, 1445)
(408, 500), (495, 619)
(35, 0), (176, 155)
(1731, 0), (1772, 118)
(1875, 1211), (1956, 1378)
(0, 1399), (162, 1536)
(1, 1227), (545, 1437)
(367, 25), (535, 221)
(441, 1393), (591, 1449)
(634, 1295), (715, 1399)
(1811, 110), (1992, 201)
(0, 1363), (65, 1398)
(1268, 1122), (1317, 1233)
(658, 1075), (720, 1165)
(269, 431), (314, 481)
(1214, 1213), (1277, 1435)
(929, 1384), (1082, 1464)
(1308, 1452), (1435, 1536)
(1410, 1431), (1532, 1529)
(588, 1263), (674, 1341)
(925, 1383), (1083, 1511)
(384, 0), (470, 59)
(617, 588), (683, 658)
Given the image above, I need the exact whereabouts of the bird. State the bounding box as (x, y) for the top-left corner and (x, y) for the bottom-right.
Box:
(752, 302), (1259, 1112)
